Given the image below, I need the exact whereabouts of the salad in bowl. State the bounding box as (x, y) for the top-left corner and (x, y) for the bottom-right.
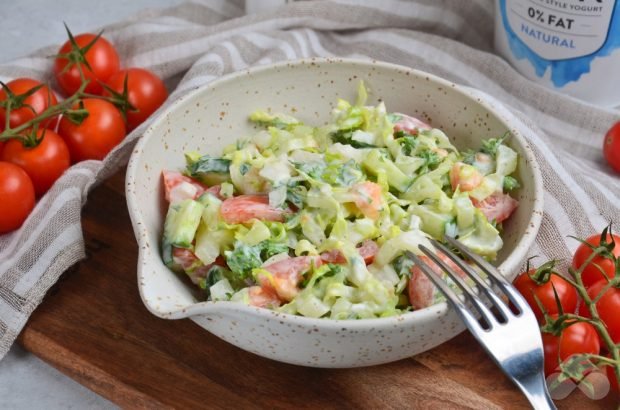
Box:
(160, 83), (520, 320)
(127, 58), (542, 367)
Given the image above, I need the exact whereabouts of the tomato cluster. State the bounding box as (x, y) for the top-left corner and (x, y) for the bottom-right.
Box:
(513, 227), (620, 395)
(0, 28), (168, 234)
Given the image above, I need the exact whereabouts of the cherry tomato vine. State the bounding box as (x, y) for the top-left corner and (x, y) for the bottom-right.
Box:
(1, 29), (133, 142)
(0, 24), (167, 233)
(515, 225), (620, 397)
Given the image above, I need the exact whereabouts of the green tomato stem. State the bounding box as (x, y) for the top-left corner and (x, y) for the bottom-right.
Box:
(0, 77), (124, 142)
(567, 247), (620, 389)
(0, 98), (72, 141)
(4, 99), (11, 132)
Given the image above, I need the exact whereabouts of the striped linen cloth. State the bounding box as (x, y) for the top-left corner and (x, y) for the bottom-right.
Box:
(0, 0), (618, 359)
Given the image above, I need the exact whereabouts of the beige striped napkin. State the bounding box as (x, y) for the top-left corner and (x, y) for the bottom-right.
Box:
(0, 0), (618, 359)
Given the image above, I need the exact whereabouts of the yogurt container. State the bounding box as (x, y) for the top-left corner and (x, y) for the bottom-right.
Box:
(495, 0), (620, 106)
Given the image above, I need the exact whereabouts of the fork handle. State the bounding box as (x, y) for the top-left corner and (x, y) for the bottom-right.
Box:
(514, 372), (556, 410)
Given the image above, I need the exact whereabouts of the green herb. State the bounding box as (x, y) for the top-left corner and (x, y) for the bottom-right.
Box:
(503, 176), (520, 191)
(201, 265), (228, 290)
(399, 136), (418, 156)
(239, 162), (251, 176)
(325, 263), (343, 277)
(294, 162), (326, 179)
(199, 265), (245, 296)
(337, 161), (364, 186)
(300, 263), (343, 288)
(323, 159), (363, 187)
(236, 139), (248, 150)
(186, 154), (231, 176)
(392, 254), (415, 278)
(394, 130), (414, 139)
(295, 157), (363, 188)
(224, 240), (289, 279)
(286, 182), (306, 208)
(416, 150), (441, 174)
(461, 149), (476, 165)
(260, 240), (289, 260)
(224, 243), (263, 278)
(480, 132), (509, 157)
(330, 129), (377, 148)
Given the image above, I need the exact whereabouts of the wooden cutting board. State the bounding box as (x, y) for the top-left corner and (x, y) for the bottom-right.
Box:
(18, 169), (617, 409)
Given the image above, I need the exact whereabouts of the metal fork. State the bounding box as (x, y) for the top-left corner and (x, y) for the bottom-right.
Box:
(405, 236), (556, 410)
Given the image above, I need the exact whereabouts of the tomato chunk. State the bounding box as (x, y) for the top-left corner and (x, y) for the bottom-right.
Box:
(162, 170), (214, 202)
(320, 249), (347, 265)
(358, 239), (379, 264)
(172, 247), (199, 270)
(351, 182), (383, 220)
(257, 256), (321, 302)
(320, 240), (379, 265)
(172, 247), (210, 284)
(220, 194), (289, 225)
(247, 286), (281, 309)
(408, 254), (466, 310)
(450, 162), (483, 192)
(473, 192), (518, 224)
(393, 113), (431, 135)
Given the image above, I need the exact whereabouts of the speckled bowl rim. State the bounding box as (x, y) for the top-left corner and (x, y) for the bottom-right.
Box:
(126, 57), (544, 331)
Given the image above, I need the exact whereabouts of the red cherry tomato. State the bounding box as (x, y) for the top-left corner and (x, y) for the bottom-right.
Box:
(542, 319), (600, 376)
(58, 98), (126, 162)
(513, 267), (578, 321)
(53, 33), (120, 96)
(578, 280), (620, 345)
(1, 130), (70, 196)
(603, 122), (620, 173)
(0, 162), (35, 233)
(572, 231), (620, 287)
(0, 78), (58, 130)
(104, 68), (168, 130)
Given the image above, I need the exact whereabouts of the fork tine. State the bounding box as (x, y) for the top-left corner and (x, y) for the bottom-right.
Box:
(405, 251), (486, 332)
(430, 239), (513, 322)
(418, 244), (497, 329)
(411, 244), (555, 409)
(444, 236), (530, 315)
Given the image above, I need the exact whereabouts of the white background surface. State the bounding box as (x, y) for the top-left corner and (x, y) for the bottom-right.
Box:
(0, 0), (182, 408)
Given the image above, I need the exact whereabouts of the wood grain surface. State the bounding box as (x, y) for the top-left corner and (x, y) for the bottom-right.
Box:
(18, 170), (617, 409)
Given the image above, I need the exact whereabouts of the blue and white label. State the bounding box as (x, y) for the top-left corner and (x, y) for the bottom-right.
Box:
(498, 0), (620, 88)
(507, 0), (615, 59)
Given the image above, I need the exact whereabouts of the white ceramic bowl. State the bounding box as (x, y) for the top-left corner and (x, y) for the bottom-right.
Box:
(126, 58), (543, 368)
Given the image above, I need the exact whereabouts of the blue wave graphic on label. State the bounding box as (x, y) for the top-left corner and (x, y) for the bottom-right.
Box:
(499, 0), (620, 87)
